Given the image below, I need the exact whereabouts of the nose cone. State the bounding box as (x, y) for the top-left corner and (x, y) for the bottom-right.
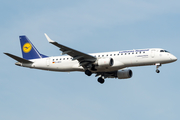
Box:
(170, 55), (177, 62)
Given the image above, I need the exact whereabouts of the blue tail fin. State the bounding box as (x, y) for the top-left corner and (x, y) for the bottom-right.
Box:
(19, 36), (48, 60)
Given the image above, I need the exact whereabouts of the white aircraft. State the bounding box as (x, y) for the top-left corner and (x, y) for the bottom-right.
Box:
(4, 34), (177, 84)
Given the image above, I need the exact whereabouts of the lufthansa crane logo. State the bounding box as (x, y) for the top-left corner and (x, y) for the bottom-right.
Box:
(23, 43), (32, 53)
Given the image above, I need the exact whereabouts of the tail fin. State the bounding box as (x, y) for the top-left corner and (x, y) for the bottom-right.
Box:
(19, 36), (48, 60)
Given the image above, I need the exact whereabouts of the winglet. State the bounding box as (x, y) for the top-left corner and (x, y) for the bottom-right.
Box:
(44, 33), (55, 43)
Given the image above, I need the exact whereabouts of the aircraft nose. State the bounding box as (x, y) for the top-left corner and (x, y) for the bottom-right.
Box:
(170, 55), (177, 62)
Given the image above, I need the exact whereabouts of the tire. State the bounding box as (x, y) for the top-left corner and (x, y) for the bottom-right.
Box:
(85, 70), (92, 76)
(97, 77), (105, 84)
(156, 69), (160, 73)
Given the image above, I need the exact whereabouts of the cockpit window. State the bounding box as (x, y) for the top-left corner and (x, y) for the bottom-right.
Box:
(164, 50), (169, 53)
(160, 50), (170, 53)
(160, 50), (164, 52)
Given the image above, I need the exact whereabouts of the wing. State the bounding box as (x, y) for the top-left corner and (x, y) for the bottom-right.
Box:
(44, 34), (96, 66)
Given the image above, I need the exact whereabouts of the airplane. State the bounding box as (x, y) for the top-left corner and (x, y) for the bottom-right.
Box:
(4, 34), (177, 84)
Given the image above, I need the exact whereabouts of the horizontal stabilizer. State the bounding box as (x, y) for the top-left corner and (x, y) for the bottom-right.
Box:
(4, 53), (33, 63)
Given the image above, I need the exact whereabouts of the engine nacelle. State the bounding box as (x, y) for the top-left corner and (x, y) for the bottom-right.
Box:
(117, 69), (133, 79)
(96, 58), (114, 67)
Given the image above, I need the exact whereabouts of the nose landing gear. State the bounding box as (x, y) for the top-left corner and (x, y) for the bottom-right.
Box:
(156, 69), (160, 73)
(155, 63), (161, 73)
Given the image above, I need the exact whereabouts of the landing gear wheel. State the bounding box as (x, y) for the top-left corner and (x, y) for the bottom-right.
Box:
(156, 69), (160, 73)
(85, 70), (92, 76)
(97, 77), (105, 84)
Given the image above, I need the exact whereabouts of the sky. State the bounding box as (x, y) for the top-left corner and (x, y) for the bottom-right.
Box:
(1, 0), (180, 120)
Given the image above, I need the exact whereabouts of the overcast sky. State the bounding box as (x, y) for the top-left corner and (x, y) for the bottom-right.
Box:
(1, 0), (180, 120)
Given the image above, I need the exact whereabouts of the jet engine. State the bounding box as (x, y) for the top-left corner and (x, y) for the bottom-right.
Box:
(95, 58), (114, 67)
(117, 69), (133, 79)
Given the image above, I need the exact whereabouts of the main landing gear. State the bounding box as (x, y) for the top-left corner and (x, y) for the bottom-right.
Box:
(155, 63), (161, 73)
(85, 70), (105, 84)
(85, 70), (92, 76)
(97, 77), (105, 84)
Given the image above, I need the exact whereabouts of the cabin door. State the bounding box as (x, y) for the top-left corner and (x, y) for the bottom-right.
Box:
(46, 58), (50, 66)
(151, 49), (155, 58)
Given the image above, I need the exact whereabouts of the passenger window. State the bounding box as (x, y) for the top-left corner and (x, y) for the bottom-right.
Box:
(106, 54), (108, 56)
(114, 54), (116, 56)
(53, 59), (54, 61)
(56, 59), (58, 60)
(129, 53), (130, 55)
(139, 52), (141, 54)
(102, 55), (104, 57)
(67, 58), (69, 60)
(143, 52), (145, 53)
(63, 58), (65, 60)
(98, 55), (100, 57)
(121, 53), (123, 55)
(110, 54), (112, 56)
(132, 52), (134, 54)
(60, 58), (61, 60)
(117, 54), (119, 55)
(125, 53), (127, 55)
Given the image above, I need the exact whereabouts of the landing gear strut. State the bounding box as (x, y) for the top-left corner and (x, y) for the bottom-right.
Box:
(155, 63), (161, 73)
(85, 70), (92, 76)
(97, 77), (105, 84)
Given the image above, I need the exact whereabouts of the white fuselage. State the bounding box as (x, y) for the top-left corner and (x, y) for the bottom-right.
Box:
(22, 48), (177, 72)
